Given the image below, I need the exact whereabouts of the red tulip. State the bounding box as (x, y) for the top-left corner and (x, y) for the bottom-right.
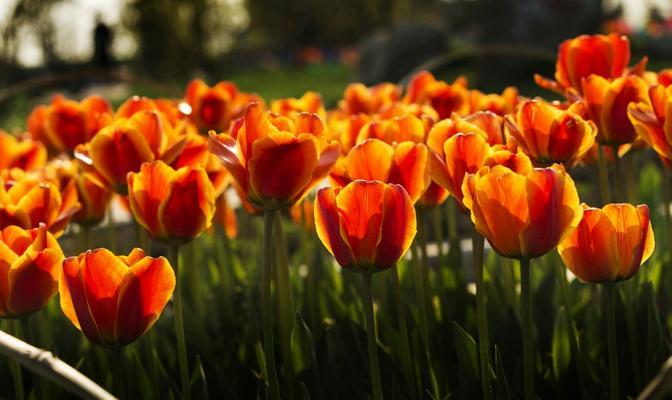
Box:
(59, 248), (175, 347)
(314, 180), (416, 272)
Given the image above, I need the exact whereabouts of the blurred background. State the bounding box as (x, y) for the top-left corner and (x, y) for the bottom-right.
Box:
(1, 0), (671, 128)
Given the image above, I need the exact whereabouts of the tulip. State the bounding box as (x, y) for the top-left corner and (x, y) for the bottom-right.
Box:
(559, 203), (653, 400)
(428, 132), (492, 208)
(209, 102), (340, 210)
(184, 79), (260, 133)
(314, 180), (416, 272)
(469, 87), (519, 115)
(41, 95), (112, 153)
(0, 223), (63, 318)
(338, 82), (400, 115)
(27, 105), (48, 144)
(73, 172), (113, 227)
(558, 203), (654, 282)
(355, 114), (430, 145)
(404, 71), (470, 118)
(314, 180), (416, 400)
(0, 131), (47, 171)
(215, 192), (238, 240)
(289, 199), (314, 233)
(0, 175), (81, 237)
(84, 110), (174, 194)
(535, 33), (639, 94)
(505, 100), (597, 167)
(629, 84), (672, 168)
(582, 74), (649, 145)
(59, 248), (175, 347)
(127, 161), (215, 245)
(329, 113), (372, 154)
(330, 138), (430, 203)
(417, 181), (449, 208)
(462, 163), (582, 400)
(271, 91), (326, 117)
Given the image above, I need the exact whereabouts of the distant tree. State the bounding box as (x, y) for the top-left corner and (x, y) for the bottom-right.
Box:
(123, 0), (247, 80)
(1, 0), (62, 67)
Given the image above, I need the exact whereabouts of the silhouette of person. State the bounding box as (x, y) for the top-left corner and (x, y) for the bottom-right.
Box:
(93, 14), (113, 68)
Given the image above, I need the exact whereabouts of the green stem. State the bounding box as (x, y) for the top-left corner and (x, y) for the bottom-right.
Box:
(391, 265), (418, 399)
(520, 258), (534, 400)
(620, 285), (642, 390)
(170, 245), (191, 400)
(111, 347), (127, 400)
(554, 261), (588, 398)
(106, 213), (118, 253)
(145, 330), (160, 398)
(623, 152), (637, 204)
(472, 229), (492, 400)
(597, 145), (612, 205)
(261, 210), (281, 400)
(612, 145), (623, 202)
(273, 211), (295, 394)
(604, 284), (619, 400)
(217, 230), (235, 320)
(20, 317), (44, 400)
(362, 273), (383, 400)
(432, 206), (446, 272)
(9, 320), (25, 400)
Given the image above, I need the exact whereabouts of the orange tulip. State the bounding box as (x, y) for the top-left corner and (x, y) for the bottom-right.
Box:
(0, 175), (80, 237)
(27, 105), (48, 144)
(428, 131), (492, 208)
(127, 161), (215, 245)
(462, 163), (582, 259)
(469, 87), (519, 115)
(417, 181), (450, 208)
(40, 95), (112, 153)
(73, 172), (113, 226)
(329, 113), (372, 154)
(314, 180), (416, 272)
(657, 69), (672, 86)
(271, 91), (326, 117)
(558, 203), (654, 282)
(289, 199), (315, 233)
(535, 33), (638, 94)
(184, 79), (261, 133)
(0, 131), (47, 171)
(582, 74), (649, 145)
(209, 102), (340, 210)
(404, 71), (470, 119)
(338, 82), (400, 115)
(84, 110), (175, 193)
(330, 138), (430, 203)
(0, 223), (63, 318)
(505, 100), (596, 167)
(215, 192), (238, 239)
(59, 248), (175, 347)
(629, 85), (672, 168)
(355, 114), (430, 145)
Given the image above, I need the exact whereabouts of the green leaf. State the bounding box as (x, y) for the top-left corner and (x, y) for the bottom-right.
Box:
(452, 321), (479, 397)
(494, 345), (512, 400)
(189, 355), (210, 400)
(552, 306), (571, 380)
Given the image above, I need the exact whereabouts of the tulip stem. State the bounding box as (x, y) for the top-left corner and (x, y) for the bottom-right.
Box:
(20, 317), (44, 400)
(605, 283), (619, 400)
(362, 273), (383, 400)
(9, 320), (25, 400)
(612, 145), (623, 202)
(81, 225), (92, 252)
(554, 260), (589, 398)
(390, 265), (419, 399)
(169, 245), (191, 400)
(111, 347), (127, 400)
(661, 168), (672, 244)
(520, 257), (534, 400)
(597, 145), (612, 205)
(472, 229), (492, 400)
(273, 211), (295, 395)
(261, 210), (281, 400)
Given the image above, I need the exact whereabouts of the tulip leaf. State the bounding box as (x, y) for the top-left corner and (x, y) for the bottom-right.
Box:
(214, 365), (242, 400)
(291, 312), (318, 376)
(552, 306), (571, 380)
(189, 355), (210, 400)
(452, 321), (479, 397)
(494, 345), (512, 400)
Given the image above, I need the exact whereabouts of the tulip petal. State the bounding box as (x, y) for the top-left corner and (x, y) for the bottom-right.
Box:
(374, 184), (416, 269)
(345, 139), (393, 182)
(335, 180), (386, 268)
(314, 187), (354, 268)
(159, 167), (214, 240)
(128, 162), (174, 238)
(115, 255), (175, 345)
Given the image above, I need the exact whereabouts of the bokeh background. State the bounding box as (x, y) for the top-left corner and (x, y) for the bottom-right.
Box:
(0, 0), (671, 128)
